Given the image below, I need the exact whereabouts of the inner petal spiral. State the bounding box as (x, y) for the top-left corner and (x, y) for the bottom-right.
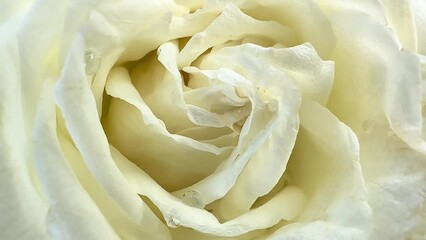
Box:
(94, 1), (346, 237)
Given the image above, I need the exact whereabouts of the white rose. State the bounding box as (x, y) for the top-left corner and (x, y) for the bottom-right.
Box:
(1, 0), (425, 240)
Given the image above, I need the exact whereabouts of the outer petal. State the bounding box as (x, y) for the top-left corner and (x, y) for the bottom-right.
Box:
(380, 0), (417, 52)
(0, 19), (49, 240)
(360, 128), (426, 240)
(314, 0), (386, 26)
(316, 5), (426, 240)
(411, 0), (426, 55)
(232, 0), (337, 59)
(33, 77), (120, 240)
(323, 7), (424, 152)
(54, 34), (170, 240)
(0, 0), (114, 238)
(0, 0), (34, 23)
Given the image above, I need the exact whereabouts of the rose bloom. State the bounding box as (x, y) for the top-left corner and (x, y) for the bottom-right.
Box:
(1, 0), (426, 239)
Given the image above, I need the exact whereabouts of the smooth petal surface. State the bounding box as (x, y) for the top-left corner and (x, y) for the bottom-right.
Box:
(112, 145), (307, 237)
(411, 0), (426, 55)
(0, 19), (49, 240)
(33, 78), (120, 240)
(54, 35), (170, 240)
(360, 129), (426, 240)
(0, 0), (110, 238)
(266, 102), (371, 240)
(323, 6), (424, 152)
(380, 0), (417, 52)
(233, 0), (336, 59)
(315, 4), (426, 239)
(0, 0), (33, 23)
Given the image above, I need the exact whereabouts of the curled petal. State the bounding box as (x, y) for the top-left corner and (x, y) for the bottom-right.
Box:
(267, 102), (371, 239)
(33, 78), (120, 240)
(177, 3), (296, 68)
(111, 146), (307, 237)
(54, 35), (170, 239)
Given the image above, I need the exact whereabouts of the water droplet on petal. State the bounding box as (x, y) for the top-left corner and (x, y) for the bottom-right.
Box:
(362, 119), (376, 132)
(84, 50), (101, 75)
(166, 217), (180, 228)
(182, 190), (205, 208)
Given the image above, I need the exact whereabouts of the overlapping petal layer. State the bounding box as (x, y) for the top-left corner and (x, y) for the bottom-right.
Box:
(1, 0), (425, 240)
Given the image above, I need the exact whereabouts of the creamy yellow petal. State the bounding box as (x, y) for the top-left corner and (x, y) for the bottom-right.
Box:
(266, 102), (371, 239)
(54, 35), (170, 239)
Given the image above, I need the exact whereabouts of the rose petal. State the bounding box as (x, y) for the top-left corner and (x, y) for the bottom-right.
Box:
(54, 35), (170, 239)
(266, 101), (371, 239)
(104, 66), (232, 190)
(380, 0), (417, 52)
(230, 0), (336, 59)
(0, 0), (33, 23)
(317, 6), (426, 239)
(130, 51), (197, 133)
(96, 0), (217, 63)
(0, 23), (49, 240)
(411, 0), (426, 55)
(33, 78), (120, 239)
(111, 145), (307, 237)
(0, 0), (101, 236)
(172, 68), (297, 206)
(185, 43), (333, 220)
(197, 44), (334, 219)
(324, 8), (425, 153)
(359, 127), (426, 240)
(184, 82), (251, 127)
(87, 0), (220, 116)
(157, 40), (186, 108)
(177, 3), (296, 68)
(314, 0), (386, 25)
(201, 43), (335, 105)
